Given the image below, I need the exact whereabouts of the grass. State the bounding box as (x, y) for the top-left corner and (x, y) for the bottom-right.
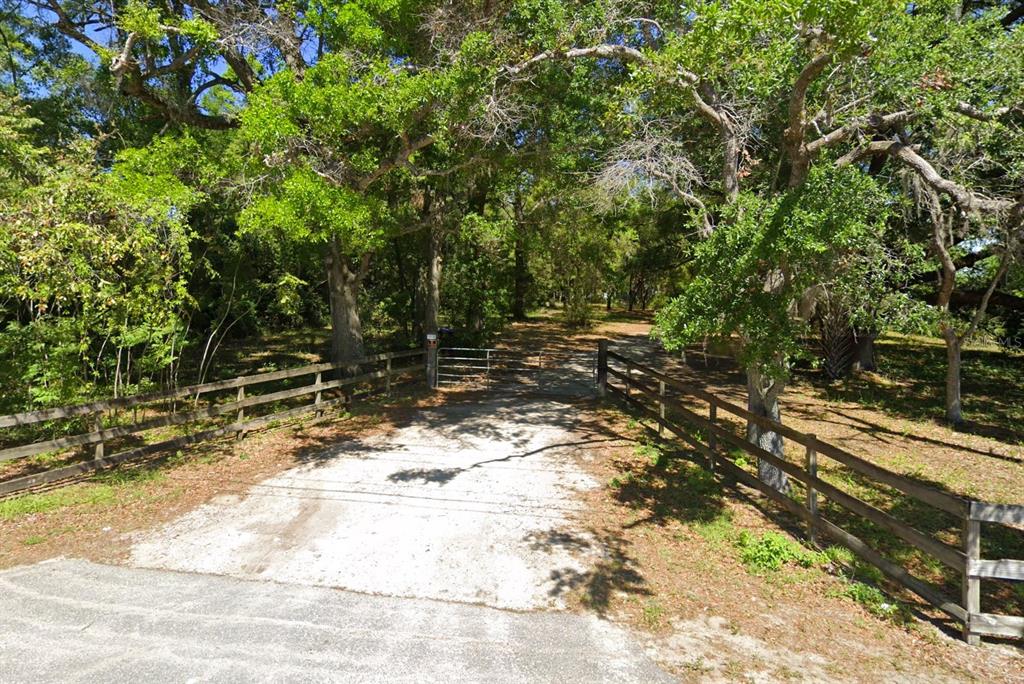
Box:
(611, 322), (1024, 620)
(692, 513), (736, 548)
(612, 385), (1024, 627)
(735, 531), (823, 573)
(730, 528), (915, 625)
(817, 333), (1024, 444)
(641, 600), (666, 628)
(0, 485), (118, 521)
(599, 410), (928, 645)
(634, 442), (665, 467)
(0, 466), (167, 522)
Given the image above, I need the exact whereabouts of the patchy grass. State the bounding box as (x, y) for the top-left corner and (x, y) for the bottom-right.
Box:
(0, 484), (120, 521)
(819, 334), (1024, 445)
(570, 406), (1023, 682)
(735, 530), (821, 573)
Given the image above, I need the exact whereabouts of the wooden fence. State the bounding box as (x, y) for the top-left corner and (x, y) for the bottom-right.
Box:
(597, 340), (1024, 644)
(0, 349), (427, 497)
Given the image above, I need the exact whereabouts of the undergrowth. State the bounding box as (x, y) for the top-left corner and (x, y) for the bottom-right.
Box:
(734, 530), (913, 625)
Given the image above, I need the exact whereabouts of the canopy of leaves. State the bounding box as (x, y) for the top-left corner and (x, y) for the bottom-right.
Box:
(654, 166), (892, 378)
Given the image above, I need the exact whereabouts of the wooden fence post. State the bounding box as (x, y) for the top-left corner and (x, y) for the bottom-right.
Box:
(94, 415), (104, 460)
(806, 434), (818, 546)
(236, 386), (245, 440)
(658, 380), (666, 437)
(707, 403), (717, 453)
(597, 340), (608, 397)
(314, 371), (324, 417)
(384, 359), (391, 397)
(963, 505), (981, 645)
(707, 402), (719, 475)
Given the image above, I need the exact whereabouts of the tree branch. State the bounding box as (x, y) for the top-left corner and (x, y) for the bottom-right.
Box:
(649, 168), (713, 235)
(962, 249), (1012, 343)
(954, 100), (1018, 122)
(504, 43), (650, 77)
(806, 110), (912, 155)
(836, 141), (1016, 214)
(356, 134), (436, 191)
(785, 51), (833, 187)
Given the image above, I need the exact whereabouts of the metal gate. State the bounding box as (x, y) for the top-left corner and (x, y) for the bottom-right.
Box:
(436, 347), (596, 395)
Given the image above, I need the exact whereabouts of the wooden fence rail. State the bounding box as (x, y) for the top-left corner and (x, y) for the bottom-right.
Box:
(0, 349), (427, 497)
(597, 341), (1023, 645)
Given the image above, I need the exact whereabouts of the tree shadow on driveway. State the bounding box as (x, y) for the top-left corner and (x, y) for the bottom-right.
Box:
(541, 530), (651, 617)
(384, 437), (624, 486)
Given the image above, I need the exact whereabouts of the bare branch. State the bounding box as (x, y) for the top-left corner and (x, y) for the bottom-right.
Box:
(806, 110), (913, 155)
(954, 101), (1018, 122)
(962, 249), (1011, 342)
(838, 141), (1020, 219)
(504, 43), (650, 77)
(592, 130), (712, 233)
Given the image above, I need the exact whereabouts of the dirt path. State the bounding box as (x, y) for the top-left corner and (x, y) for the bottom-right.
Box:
(4, 331), (1021, 681)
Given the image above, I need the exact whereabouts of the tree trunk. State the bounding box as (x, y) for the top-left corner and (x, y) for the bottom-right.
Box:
(512, 196), (529, 321)
(512, 238), (528, 321)
(942, 326), (963, 425)
(852, 329), (876, 372)
(424, 222), (442, 338)
(326, 241), (365, 367)
(391, 239), (414, 343)
(746, 368), (788, 492)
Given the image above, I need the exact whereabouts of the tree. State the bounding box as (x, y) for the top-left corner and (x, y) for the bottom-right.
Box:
(504, 0), (1024, 484)
(655, 168), (891, 489)
(34, 0), (495, 364)
(0, 94), (199, 408)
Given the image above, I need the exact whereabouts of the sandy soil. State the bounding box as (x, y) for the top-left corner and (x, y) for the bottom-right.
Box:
(4, 310), (1022, 682)
(128, 395), (610, 610)
(568, 408), (1024, 683)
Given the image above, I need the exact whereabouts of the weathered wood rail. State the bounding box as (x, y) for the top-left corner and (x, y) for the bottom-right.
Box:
(597, 341), (1024, 644)
(0, 349), (426, 497)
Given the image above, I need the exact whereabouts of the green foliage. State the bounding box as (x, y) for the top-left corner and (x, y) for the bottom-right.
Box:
(0, 110), (199, 409)
(117, 0), (165, 39)
(654, 166), (892, 380)
(735, 531), (823, 573)
(692, 513), (736, 547)
(835, 581), (911, 624)
(635, 442), (665, 468)
(641, 600), (665, 628)
(4, 0), (1023, 428)
(0, 484), (116, 521)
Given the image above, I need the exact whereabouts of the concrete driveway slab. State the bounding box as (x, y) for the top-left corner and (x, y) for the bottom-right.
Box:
(0, 558), (673, 683)
(129, 398), (609, 610)
(1, 396), (675, 682)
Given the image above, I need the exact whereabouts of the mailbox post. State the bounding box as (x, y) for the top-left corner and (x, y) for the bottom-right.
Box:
(426, 333), (438, 389)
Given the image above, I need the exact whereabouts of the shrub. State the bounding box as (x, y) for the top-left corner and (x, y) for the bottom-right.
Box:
(736, 531), (822, 572)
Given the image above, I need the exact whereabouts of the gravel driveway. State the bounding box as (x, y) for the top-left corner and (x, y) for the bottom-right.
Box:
(1, 395), (674, 682)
